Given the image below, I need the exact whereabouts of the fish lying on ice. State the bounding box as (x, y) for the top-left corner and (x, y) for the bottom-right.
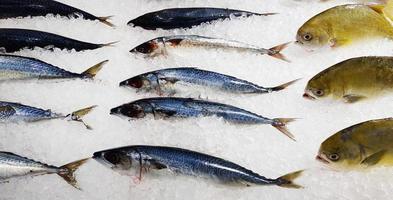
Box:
(0, 28), (116, 53)
(0, 55), (107, 81)
(110, 97), (296, 140)
(0, 0), (113, 26)
(120, 67), (298, 95)
(128, 8), (275, 30)
(296, 1), (393, 49)
(93, 145), (303, 188)
(317, 118), (393, 170)
(0, 151), (87, 189)
(0, 102), (96, 129)
(130, 35), (289, 61)
(303, 56), (393, 103)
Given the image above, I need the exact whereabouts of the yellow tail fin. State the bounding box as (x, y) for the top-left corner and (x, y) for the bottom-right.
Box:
(81, 60), (108, 78)
(269, 79), (301, 92)
(276, 170), (304, 189)
(272, 118), (296, 141)
(268, 42), (291, 62)
(98, 16), (115, 27)
(58, 158), (89, 190)
(68, 105), (97, 129)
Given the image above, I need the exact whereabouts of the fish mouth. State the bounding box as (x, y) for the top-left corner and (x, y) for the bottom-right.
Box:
(303, 92), (316, 100)
(316, 154), (330, 164)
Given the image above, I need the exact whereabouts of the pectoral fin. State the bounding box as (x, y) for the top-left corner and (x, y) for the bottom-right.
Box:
(361, 150), (388, 167)
(152, 108), (177, 118)
(329, 38), (349, 48)
(343, 94), (366, 103)
(150, 161), (167, 170)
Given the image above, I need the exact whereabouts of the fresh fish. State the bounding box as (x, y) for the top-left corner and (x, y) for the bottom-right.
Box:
(0, 28), (116, 53)
(0, 54), (107, 81)
(0, 101), (96, 129)
(303, 56), (393, 103)
(110, 97), (296, 140)
(296, 1), (393, 49)
(317, 118), (393, 170)
(93, 145), (303, 188)
(120, 67), (298, 95)
(0, 151), (87, 189)
(130, 35), (289, 61)
(128, 8), (275, 30)
(0, 0), (113, 27)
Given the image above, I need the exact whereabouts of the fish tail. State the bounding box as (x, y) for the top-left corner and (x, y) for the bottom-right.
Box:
(97, 16), (115, 27)
(267, 42), (291, 62)
(58, 158), (89, 190)
(272, 118), (296, 141)
(68, 106), (97, 130)
(268, 78), (301, 92)
(100, 41), (119, 47)
(80, 60), (108, 79)
(255, 12), (278, 16)
(275, 170), (304, 189)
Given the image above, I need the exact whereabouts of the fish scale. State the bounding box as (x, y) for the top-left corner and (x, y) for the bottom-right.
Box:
(93, 145), (302, 188)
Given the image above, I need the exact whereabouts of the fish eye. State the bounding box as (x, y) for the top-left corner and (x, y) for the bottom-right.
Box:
(328, 153), (340, 161)
(313, 89), (324, 97)
(134, 42), (157, 54)
(128, 78), (144, 88)
(303, 33), (313, 41)
(121, 104), (145, 118)
(104, 152), (121, 165)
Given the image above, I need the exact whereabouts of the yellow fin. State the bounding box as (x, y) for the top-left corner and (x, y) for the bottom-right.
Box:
(81, 60), (108, 78)
(361, 150), (388, 167)
(343, 94), (366, 103)
(276, 170), (304, 189)
(68, 105), (97, 130)
(58, 158), (89, 190)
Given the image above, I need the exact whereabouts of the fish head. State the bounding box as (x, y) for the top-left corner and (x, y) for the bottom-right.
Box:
(130, 40), (159, 55)
(110, 103), (147, 119)
(93, 150), (132, 171)
(120, 74), (155, 91)
(296, 21), (330, 50)
(317, 130), (362, 170)
(303, 74), (331, 100)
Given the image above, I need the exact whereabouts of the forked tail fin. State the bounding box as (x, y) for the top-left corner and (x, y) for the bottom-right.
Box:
(98, 16), (115, 27)
(269, 79), (301, 92)
(272, 118), (296, 141)
(58, 158), (89, 190)
(267, 42), (291, 62)
(67, 105), (97, 129)
(81, 60), (108, 78)
(276, 170), (304, 189)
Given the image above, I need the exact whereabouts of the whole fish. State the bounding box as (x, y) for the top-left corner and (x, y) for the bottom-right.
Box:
(296, 2), (393, 49)
(110, 97), (296, 140)
(120, 67), (298, 95)
(0, 151), (87, 189)
(0, 28), (115, 53)
(0, 101), (96, 129)
(130, 35), (289, 61)
(93, 145), (303, 188)
(0, 54), (107, 81)
(0, 0), (113, 27)
(303, 56), (393, 103)
(128, 8), (275, 30)
(317, 118), (393, 170)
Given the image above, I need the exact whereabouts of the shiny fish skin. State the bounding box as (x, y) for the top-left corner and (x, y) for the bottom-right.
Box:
(120, 67), (297, 95)
(110, 97), (296, 140)
(128, 8), (274, 30)
(0, 152), (87, 189)
(0, 0), (113, 26)
(93, 145), (302, 188)
(0, 54), (106, 81)
(0, 101), (62, 122)
(130, 35), (288, 60)
(0, 28), (112, 53)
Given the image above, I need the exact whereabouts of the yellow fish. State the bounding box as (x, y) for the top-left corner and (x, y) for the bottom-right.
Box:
(303, 56), (393, 103)
(317, 118), (393, 170)
(296, 1), (393, 49)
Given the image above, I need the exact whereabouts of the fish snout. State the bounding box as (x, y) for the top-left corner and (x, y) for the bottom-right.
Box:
(316, 154), (330, 164)
(93, 152), (102, 159)
(119, 80), (128, 87)
(303, 93), (315, 100)
(110, 107), (120, 115)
